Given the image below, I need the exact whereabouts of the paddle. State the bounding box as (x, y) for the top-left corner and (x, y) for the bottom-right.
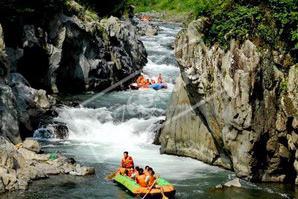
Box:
(141, 178), (157, 199)
(160, 187), (168, 199)
(141, 175), (168, 199)
(105, 171), (117, 180)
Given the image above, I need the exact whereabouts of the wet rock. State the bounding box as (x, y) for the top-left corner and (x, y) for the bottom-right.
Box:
(65, 157), (76, 165)
(70, 164), (95, 176)
(0, 136), (95, 193)
(215, 184), (223, 189)
(224, 178), (242, 188)
(22, 138), (41, 153)
(46, 123), (69, 139)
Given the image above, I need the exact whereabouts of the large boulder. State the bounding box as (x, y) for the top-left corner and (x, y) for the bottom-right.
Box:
(0, 136), (95, 192)
(22, 138), (41, 153)
(160, 18), (298, 183)
(9, 73), (54, 138)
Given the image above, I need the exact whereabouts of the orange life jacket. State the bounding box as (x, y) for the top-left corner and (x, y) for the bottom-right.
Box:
(121, 156), (134, 169)
(136, 76), (144, 85)
(148, 175), (156, 187)
(136, 174), (147, 187)
(144, 170), (149, 176)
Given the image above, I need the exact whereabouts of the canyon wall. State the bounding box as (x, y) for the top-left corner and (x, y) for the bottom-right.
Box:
(160, 18), (298, 184)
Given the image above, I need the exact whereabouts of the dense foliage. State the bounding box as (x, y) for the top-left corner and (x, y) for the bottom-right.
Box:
(203, 0), (298, 56)
(129, 0), (297, 59)
(128, 0), (200, 13)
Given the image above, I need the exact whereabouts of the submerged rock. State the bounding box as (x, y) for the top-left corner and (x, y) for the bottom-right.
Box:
(159, 18), (298, 184)
(224, 178), (242, 188)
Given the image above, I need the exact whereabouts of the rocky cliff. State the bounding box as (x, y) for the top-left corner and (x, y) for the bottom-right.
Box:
(0, 0), (147, 142)
(1, 24), (55, 144)
(159, 18), (298, 184)
(0, 0), (147, 94)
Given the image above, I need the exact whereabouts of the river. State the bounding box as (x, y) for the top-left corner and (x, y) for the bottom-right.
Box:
(3, 22), (297, 199)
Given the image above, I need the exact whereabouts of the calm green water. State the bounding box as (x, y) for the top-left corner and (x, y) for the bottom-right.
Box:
(2, 22), (297, 199)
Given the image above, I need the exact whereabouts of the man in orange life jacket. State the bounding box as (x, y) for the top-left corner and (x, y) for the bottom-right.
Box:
(121, 151), (134, 169)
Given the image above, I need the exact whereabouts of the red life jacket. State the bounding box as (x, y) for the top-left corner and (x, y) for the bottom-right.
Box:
(121, 156), (134, 169)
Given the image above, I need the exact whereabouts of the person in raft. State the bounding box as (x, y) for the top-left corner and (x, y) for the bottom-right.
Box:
(136, 168), (148, 187)
(136, 74), (145, 87)
(144, 165), (150, 176)
(145, 167), (156, 187)
(157, 73), (163, 83)
(131, 166), (140, 180)
(118, 151), (134, 175)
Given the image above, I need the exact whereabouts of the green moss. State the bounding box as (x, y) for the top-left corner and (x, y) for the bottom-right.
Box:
(280, 79), (288, 92)
(64, 0), (99, 22)
(65, 0), (84, 13)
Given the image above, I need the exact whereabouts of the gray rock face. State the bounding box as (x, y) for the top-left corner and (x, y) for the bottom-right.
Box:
(0, 22), (54, 142)
(5, 14), (147, 94)
(160, 18), (298, 184)
(0, 84), (21, 144)
(0, 24), (21, 144)
(8, 72), (54, 138)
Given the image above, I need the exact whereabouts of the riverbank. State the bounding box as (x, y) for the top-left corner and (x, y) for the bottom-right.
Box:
(0, 137), (95, 193)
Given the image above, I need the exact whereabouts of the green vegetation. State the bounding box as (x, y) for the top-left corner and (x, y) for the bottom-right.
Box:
(64, 0), (99, 22)
(280, 79), (288, 92)
(203, 0), (298, 57)
(128, 0), (200, 13)
(127, 0), (214, 21)
(129, 0), (297, 60)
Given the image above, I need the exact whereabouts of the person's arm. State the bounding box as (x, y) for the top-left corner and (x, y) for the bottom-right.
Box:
(121, 159), (125, 168)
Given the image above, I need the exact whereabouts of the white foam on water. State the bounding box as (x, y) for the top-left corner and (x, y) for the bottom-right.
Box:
(54, 104), (221, 180)
(52, 22), (223, 181)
